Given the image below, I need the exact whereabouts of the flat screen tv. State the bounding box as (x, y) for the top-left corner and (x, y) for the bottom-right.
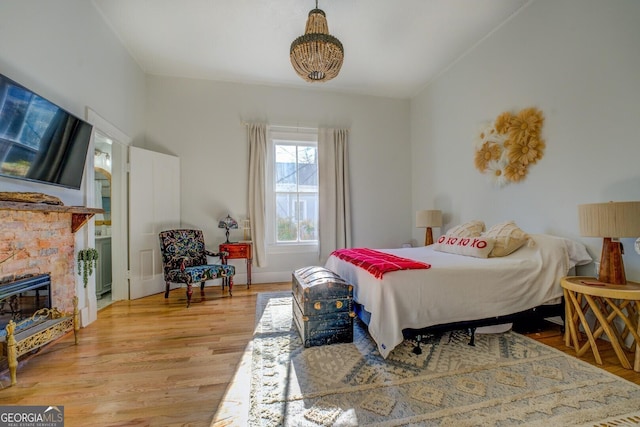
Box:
(0, 73), (93, 190)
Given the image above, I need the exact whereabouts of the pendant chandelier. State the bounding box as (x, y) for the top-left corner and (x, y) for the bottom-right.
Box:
(290, 0), (344, 83)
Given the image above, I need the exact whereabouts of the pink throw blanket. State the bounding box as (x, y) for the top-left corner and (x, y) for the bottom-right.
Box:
(331, 248), (431, 279)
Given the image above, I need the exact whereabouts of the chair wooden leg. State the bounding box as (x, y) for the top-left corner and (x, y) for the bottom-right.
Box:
(186, 284), (193, 308)
(200, 282), (205, 294)
(229, 277), (233, 296)
(165, 282), (170, 298)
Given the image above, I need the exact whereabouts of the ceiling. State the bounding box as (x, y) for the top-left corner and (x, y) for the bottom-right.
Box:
(92, 0), (530, 99)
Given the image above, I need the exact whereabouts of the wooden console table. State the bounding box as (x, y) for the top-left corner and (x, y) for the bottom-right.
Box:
(561, 276), (640, 372)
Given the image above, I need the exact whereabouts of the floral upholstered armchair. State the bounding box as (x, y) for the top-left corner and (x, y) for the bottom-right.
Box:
(158, 229), (235, 307)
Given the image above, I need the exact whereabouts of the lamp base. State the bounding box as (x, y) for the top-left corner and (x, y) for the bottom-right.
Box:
(425, 227), (434, 246)
(598, 237), (627, 285)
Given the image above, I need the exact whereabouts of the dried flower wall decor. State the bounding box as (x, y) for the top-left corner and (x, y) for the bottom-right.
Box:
(474, 107), (545, 187)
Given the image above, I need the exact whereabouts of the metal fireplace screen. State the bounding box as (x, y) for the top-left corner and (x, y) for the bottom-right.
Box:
(0, 274), (52, 332)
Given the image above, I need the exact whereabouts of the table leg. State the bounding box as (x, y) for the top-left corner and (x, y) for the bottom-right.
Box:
(634, 301), (640, 372)
(566, 290), (587, 355)
(585, 294), (631, 369)
(563, 288), (572, 347)
(635, 322), (640, 372)
(570, 292), (602, 365)
(247, 258), (252, 289)
(612, 299), (634, 347)
(588, 298), (616, 343)
(603, 298), (639, 352)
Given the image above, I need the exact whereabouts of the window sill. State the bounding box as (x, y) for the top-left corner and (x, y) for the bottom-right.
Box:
(267, 243), (318, 255)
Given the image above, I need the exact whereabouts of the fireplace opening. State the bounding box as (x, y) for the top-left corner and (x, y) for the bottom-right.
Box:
(0, 273), (52, 333)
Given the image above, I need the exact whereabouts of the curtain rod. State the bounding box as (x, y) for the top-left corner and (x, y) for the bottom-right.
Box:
(270, 124), (318, 131)
(241, 121), (318, 131)
(241, 122), (349, 132)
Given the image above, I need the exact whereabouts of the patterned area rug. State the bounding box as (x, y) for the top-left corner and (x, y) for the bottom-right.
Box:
(248, 292), (640, 426)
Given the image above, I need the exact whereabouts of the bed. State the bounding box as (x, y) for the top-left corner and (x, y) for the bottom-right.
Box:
(324, 233), (592, 358)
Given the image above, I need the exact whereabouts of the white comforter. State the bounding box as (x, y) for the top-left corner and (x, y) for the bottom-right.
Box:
(325, 234), (590, 358)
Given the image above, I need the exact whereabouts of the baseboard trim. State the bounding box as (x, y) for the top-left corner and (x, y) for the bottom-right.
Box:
(200, 271), (294, 286)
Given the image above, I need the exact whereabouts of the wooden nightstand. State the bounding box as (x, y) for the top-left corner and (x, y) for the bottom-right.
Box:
(561, 276), (640, 372)
(219, 242), (252, 288)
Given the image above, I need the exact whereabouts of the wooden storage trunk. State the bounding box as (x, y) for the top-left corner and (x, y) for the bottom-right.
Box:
(292, 266), (354, 348)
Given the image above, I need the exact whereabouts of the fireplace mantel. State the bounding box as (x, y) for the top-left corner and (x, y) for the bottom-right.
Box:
(0, 201), (103, 233)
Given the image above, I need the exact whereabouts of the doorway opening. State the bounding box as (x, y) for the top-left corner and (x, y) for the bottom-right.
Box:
(94, 131), (113, 309)
(87, 108), (131, 320)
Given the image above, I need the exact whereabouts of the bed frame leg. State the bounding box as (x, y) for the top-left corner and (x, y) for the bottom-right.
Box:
(447, 331), (454, 343)
(468, 328), (477, 346)
(412, 334), (423, 355)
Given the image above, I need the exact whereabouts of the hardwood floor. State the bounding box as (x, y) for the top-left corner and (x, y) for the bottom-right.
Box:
(1, 282), (638, 427)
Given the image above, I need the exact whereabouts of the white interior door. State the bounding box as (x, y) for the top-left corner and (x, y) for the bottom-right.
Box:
(129, 146), (180, 299)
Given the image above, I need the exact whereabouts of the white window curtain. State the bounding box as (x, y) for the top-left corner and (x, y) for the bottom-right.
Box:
(318, 128), (352, 261)
(247, 123), (267, 267)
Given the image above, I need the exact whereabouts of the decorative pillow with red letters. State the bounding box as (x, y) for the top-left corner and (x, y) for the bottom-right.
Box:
(446, 220), (485, 238)
(433, 235), (495, 258)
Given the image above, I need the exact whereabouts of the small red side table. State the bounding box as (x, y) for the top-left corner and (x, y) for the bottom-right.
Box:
(219, 242), (252, 288)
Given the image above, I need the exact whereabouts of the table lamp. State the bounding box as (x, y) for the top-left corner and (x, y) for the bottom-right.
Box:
(218, 214), (238, 244)
(416, 210), (442, 246)
(578, 201), (640, 284)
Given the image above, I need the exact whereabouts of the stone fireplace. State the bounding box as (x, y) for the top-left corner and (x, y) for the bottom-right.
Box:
(0, 202), (101, 317)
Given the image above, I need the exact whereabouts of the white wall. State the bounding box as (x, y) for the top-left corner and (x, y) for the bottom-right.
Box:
(8, 0), (635, 288)
(0, 0), (146, 205)
(411, 0), (640, 280)
(0, 0), (146, 322)
(145, 76), (411, 282)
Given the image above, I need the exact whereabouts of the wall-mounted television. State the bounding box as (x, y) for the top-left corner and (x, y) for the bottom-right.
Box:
(0, 73), (93, 190)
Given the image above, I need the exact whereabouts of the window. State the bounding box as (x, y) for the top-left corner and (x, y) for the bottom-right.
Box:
(267, 128), (318, 250)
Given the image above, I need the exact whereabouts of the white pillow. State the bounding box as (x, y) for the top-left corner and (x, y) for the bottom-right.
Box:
(483, 221), (530, 257)
(530, 234), (593, 268)
(562, 238), (592, 267)
(433, 235), (495, 258)
(446, 220), (485, 238)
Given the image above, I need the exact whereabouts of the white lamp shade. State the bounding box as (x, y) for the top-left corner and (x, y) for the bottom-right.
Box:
(578, 201), (640, 238)
(416, 210), (442, 228)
